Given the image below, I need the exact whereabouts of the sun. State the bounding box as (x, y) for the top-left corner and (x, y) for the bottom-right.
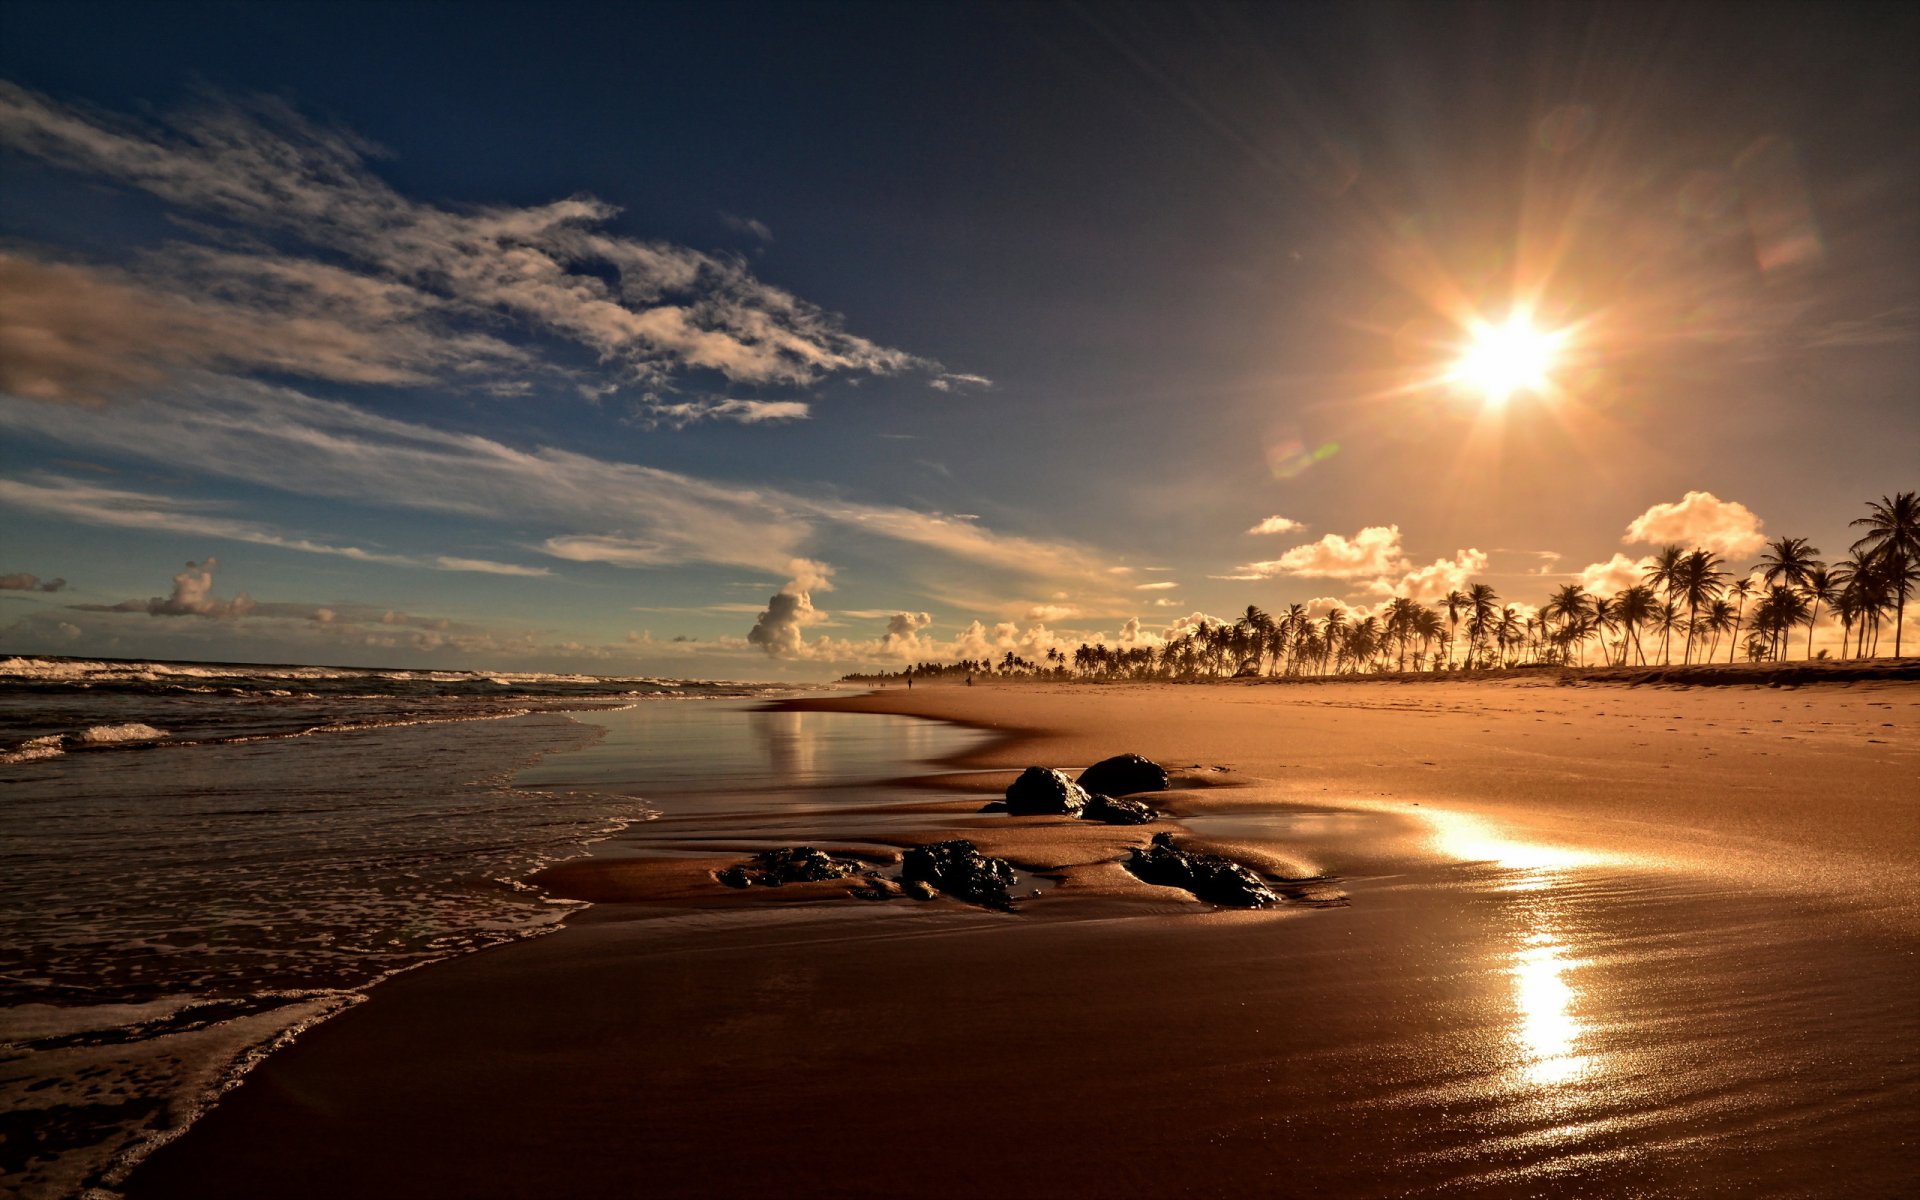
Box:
(1450, 314), (1563, 406)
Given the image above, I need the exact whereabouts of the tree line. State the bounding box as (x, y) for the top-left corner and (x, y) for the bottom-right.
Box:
(846, 491), (1916, 682)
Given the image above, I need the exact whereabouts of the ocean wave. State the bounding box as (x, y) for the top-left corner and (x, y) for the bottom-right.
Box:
(76, 723), (169, 745)
(0, 735), (66, 764)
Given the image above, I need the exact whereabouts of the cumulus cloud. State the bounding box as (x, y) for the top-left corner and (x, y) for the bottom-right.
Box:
(121, 557), (255, 618)
(1237, 525), (1405, 579)
(1369, 548), (1490, 604)
(1622, 491), (1766, 559)
(1247, 515), (1306, 535)
(0, 572), (66, 592)
(745, 589), (829, 656)
(1572, 553), (1655, 597)
(0, 82), (953, 404)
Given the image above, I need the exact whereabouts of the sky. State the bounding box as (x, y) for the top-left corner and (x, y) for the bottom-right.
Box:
(1, 0), (1915, 678)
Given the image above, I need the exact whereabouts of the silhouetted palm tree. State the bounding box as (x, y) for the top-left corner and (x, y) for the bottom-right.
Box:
(1851, 491), (1919, 656)
(1677, 549), (1726, 664)
(1616, 584), (1657, 665)
(1725, 578), (1753, 664)
(1465, 584), (1499, 669)
(1443, 590), (1469, 669)
(1802, 566), (1836, 659)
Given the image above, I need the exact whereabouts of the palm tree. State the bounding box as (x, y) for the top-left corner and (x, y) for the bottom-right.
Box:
(1443, 590), (1469, 669)
(1802, 566), (1836, 659)
(1701, 598), (1737, 661)
(1759, 536), (1823, 595)
(1644, 544), (1686, 603)
(1496, 606), (1524, 667)
(1677, 549), (1726, 664)
(1725, 578), (1753, 664)
(1464, 584), (1499, 670)
(1851, 491), (1919, 656)
(1615, 584), (1656, 665)
(1651, 600), (1682, 664)
(1542, 584), (1590, 652)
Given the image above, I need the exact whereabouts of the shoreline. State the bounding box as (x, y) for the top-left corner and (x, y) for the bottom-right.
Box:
(123, 676), (1920, 1198)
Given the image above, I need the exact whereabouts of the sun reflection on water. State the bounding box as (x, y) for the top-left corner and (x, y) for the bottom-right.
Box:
(1511, 927), (1593, 1086)
(1416, 808), (1607, 1088)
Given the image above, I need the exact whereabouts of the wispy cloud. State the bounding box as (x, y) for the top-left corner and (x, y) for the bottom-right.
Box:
(0, 82), (953, 403)
(0, 381), (1121, 596)
(0, 472), (549, 576)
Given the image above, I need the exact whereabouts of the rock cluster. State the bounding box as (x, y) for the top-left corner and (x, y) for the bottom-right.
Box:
(1003, 755), (1167, 825)
(900, 839), (1019, 911)
(715, 846), (864, 889)
(1125, 831), (1279, 908)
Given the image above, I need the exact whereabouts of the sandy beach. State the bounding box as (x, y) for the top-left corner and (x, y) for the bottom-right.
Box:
(125, 675), (1920, 1198)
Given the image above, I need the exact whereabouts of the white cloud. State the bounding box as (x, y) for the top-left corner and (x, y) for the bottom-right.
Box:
(1370, 548), (1489, 604)
(928, 373), (993, 392)
(1134, 581), (1179, 591)
(0, 83), (956, 404)
(1622, 491), (1766, 559)
(1247, 515), (1306, 535)
(745, 589), (828, 656)
(629, 395), (811, 430)
(1238, 525), (1405, 579)
(1573, 553), (1655, 597)
(432, 556), (552, 577)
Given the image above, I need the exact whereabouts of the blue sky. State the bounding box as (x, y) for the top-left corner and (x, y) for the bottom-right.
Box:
(2, 1), (1915, 677)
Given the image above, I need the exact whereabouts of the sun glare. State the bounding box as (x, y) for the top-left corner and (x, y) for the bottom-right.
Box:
(1451, 315), (1563, 406)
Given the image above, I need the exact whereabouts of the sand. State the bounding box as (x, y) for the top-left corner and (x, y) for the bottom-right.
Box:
(125, 676), (1920, 1198)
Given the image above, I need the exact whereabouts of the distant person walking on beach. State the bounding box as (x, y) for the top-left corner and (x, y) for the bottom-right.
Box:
(906, 671), (912, 690)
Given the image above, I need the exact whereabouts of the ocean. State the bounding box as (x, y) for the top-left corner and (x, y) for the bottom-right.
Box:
(0, 656), (812, 1199)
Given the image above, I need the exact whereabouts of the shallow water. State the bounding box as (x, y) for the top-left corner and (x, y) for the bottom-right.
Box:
(0, 658), (805, 1199)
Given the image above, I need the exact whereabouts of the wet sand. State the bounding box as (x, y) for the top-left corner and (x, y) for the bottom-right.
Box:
(126, 677), (1920, 1198)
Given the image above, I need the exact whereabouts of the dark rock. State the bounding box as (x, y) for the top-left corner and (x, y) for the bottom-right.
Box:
(1005, 767), (1090, 816)
(1125, 832), (1278, 908)
(1077, 753), (1169, 796)
(715, 845), (863, 889)
(752, 846), (858, 883)
(904, 879), (939, 901)
(901, 839), (1018, 910)
(1082, 794), (1158, 825)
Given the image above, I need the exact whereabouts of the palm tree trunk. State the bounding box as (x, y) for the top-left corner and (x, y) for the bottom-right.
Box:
(1806, 598), (1821, 659)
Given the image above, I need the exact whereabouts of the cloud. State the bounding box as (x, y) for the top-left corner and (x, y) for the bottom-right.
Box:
(432, 557), (552, 577)
(0, 82), (953, 404)
(1026, 603), (1080, 622)
(1572, 553), (1655, 597)
(1134, 581), (1179, 590)
(1, 382), (1125, 599)
(928, 373), (993, 392)
(0, 572), (66, 592)
(1622, 491), (1766, 559)
(629, 395), (811, 430)
(745, 589), (828, 656)
(1247, 515), (1306, 535)
(1370, 548), (1489, 604)
(1237, 525), (1405, 579)
(116, 556), (254, 618)
(0, 473), (553, 576)
(719, 212), (773, 242)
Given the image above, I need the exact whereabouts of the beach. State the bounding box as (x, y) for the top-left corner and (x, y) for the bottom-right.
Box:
(122, 675), (1920, 1198)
